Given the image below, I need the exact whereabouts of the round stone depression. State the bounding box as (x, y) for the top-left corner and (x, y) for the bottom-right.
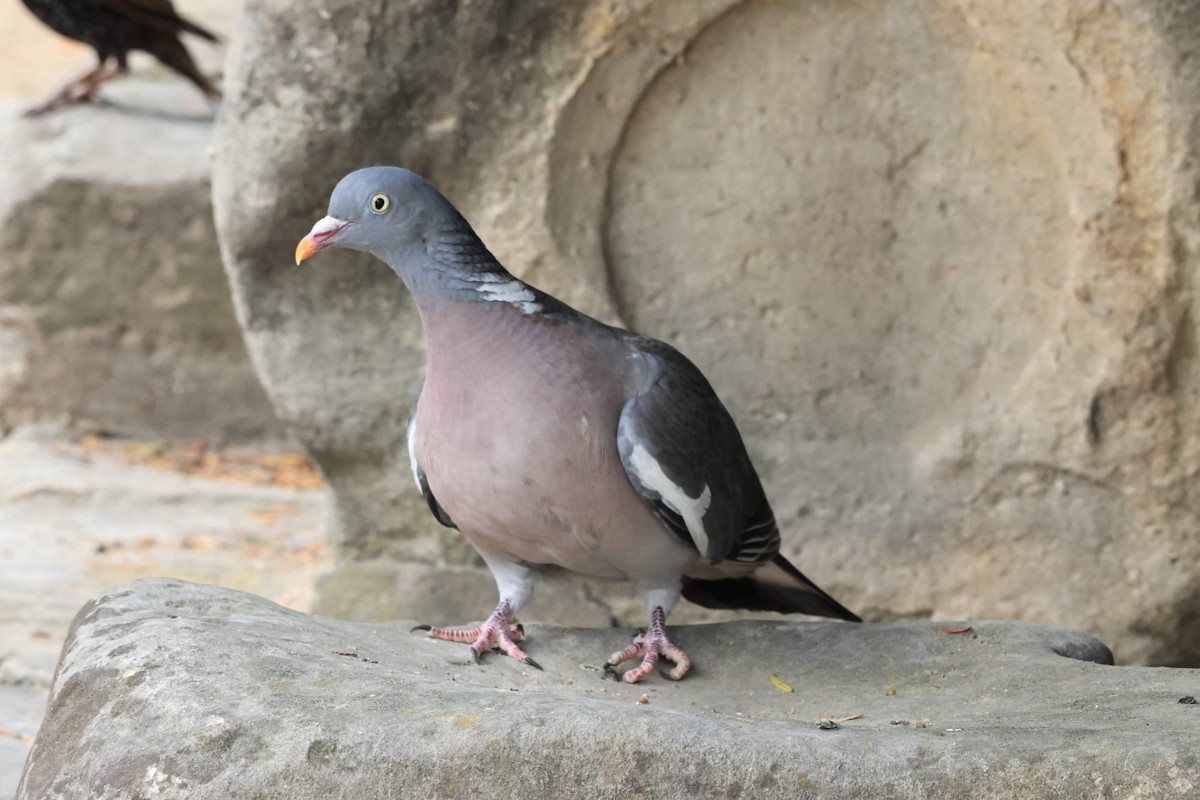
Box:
(602, 0), (1076, 558)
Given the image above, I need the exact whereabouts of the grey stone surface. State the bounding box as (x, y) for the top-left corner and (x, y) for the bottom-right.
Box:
(214, 0), (1200, 665)
(17, 579), (1200, 799)
(0, 71), (280, 441)
(0, 426), (327, 800)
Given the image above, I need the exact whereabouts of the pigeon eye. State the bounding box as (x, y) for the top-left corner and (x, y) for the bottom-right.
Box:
(370, 193), (391, 214)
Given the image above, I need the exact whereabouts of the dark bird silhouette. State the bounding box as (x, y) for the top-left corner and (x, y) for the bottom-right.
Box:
(20, 0), (219, 116)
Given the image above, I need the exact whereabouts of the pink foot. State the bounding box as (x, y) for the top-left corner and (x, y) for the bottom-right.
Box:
(603, 606), (691, 683)
(412, 599), (542, 670)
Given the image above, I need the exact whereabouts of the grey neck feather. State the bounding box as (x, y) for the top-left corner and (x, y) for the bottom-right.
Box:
(383, 223), (544, 316)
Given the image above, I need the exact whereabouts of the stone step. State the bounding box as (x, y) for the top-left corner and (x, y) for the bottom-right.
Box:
(17, 579), (1200, 799)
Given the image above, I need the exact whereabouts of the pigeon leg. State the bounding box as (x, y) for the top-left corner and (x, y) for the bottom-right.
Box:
(412, 598), (541, 670)
(603, 605), (690, 683)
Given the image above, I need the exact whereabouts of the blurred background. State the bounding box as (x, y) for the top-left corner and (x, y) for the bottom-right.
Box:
(3, 0), (1200, 794)
(0, 1), (332, 793)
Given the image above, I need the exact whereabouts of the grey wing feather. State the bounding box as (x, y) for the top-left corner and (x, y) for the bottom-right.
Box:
(614, 334), (859, 622)
(407, 386), (456, 530)
(616, 336), (779, 565)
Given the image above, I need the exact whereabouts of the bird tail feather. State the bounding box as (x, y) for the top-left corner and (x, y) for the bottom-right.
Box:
(113, 1), (219, 43)
(149, 38), (220, 98)
(681, 554), (861, 622)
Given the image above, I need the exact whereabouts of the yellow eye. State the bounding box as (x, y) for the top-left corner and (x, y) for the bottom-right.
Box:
(370, 193), (391, 214)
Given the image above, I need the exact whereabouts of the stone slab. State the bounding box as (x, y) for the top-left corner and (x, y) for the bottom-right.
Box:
(0, 427), (328, 799)
(17, 579), (1200, 799)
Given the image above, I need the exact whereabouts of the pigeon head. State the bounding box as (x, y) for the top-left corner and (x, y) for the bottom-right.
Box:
(295, 166), (463, 267)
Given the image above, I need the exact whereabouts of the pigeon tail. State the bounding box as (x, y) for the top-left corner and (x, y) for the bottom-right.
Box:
(681, 554), (861, 621)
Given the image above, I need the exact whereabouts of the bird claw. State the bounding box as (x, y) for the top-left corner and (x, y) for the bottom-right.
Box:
(417, 600), (538, 671)
(604, 607), (690, 683)
(410, 624), (433, 634)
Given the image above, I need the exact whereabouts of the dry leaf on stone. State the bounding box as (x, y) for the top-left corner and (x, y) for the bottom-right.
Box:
(940, 626), (973, 635)
(248, 504), (299, 525)
(181, 535), (217, 552)
(769, 674), (794, 693)
(70, 435), (322, 490)
(0, 726), (33, 744)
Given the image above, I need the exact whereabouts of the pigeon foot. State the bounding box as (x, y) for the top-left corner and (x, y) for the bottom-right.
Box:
(412, 599), (542, 670)
(603, 605), (690, 683)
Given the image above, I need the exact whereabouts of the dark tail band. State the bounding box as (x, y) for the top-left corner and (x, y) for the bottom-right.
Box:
(681, 554), (860, 622)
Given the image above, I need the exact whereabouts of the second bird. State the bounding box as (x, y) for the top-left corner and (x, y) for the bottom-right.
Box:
(20, 0), (219, 116)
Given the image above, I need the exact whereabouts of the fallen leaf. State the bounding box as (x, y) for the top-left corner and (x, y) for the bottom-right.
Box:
(769, 674), (794, 693)
(78, 434), (105, 453)
(248, 504), (300, 525)
(940, 626), (973, 635)
(0, 727), (33, 745)
(74, 435), (322, 490)
(181, 535), (217, 552)
(886, 687), (897, 697)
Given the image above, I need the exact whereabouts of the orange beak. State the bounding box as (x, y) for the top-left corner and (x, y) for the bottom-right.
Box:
(295, 216), (350, 264)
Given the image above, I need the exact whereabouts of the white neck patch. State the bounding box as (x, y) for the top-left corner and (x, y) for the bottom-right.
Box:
(471, 273), (541, 315)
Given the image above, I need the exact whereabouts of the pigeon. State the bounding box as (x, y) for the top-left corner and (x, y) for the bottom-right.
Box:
(296, 167), (860, 683)
(20, 0), (218, 117)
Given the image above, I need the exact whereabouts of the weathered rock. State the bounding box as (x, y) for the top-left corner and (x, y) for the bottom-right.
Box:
(213, 0), (1200, 665)
(0, 69), (280, 441)
(18, 579), (1200, 799)
(0, 426), (328, 799)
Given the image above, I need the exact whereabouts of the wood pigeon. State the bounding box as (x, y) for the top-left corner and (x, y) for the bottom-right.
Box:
(296, 167), (859, 683)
